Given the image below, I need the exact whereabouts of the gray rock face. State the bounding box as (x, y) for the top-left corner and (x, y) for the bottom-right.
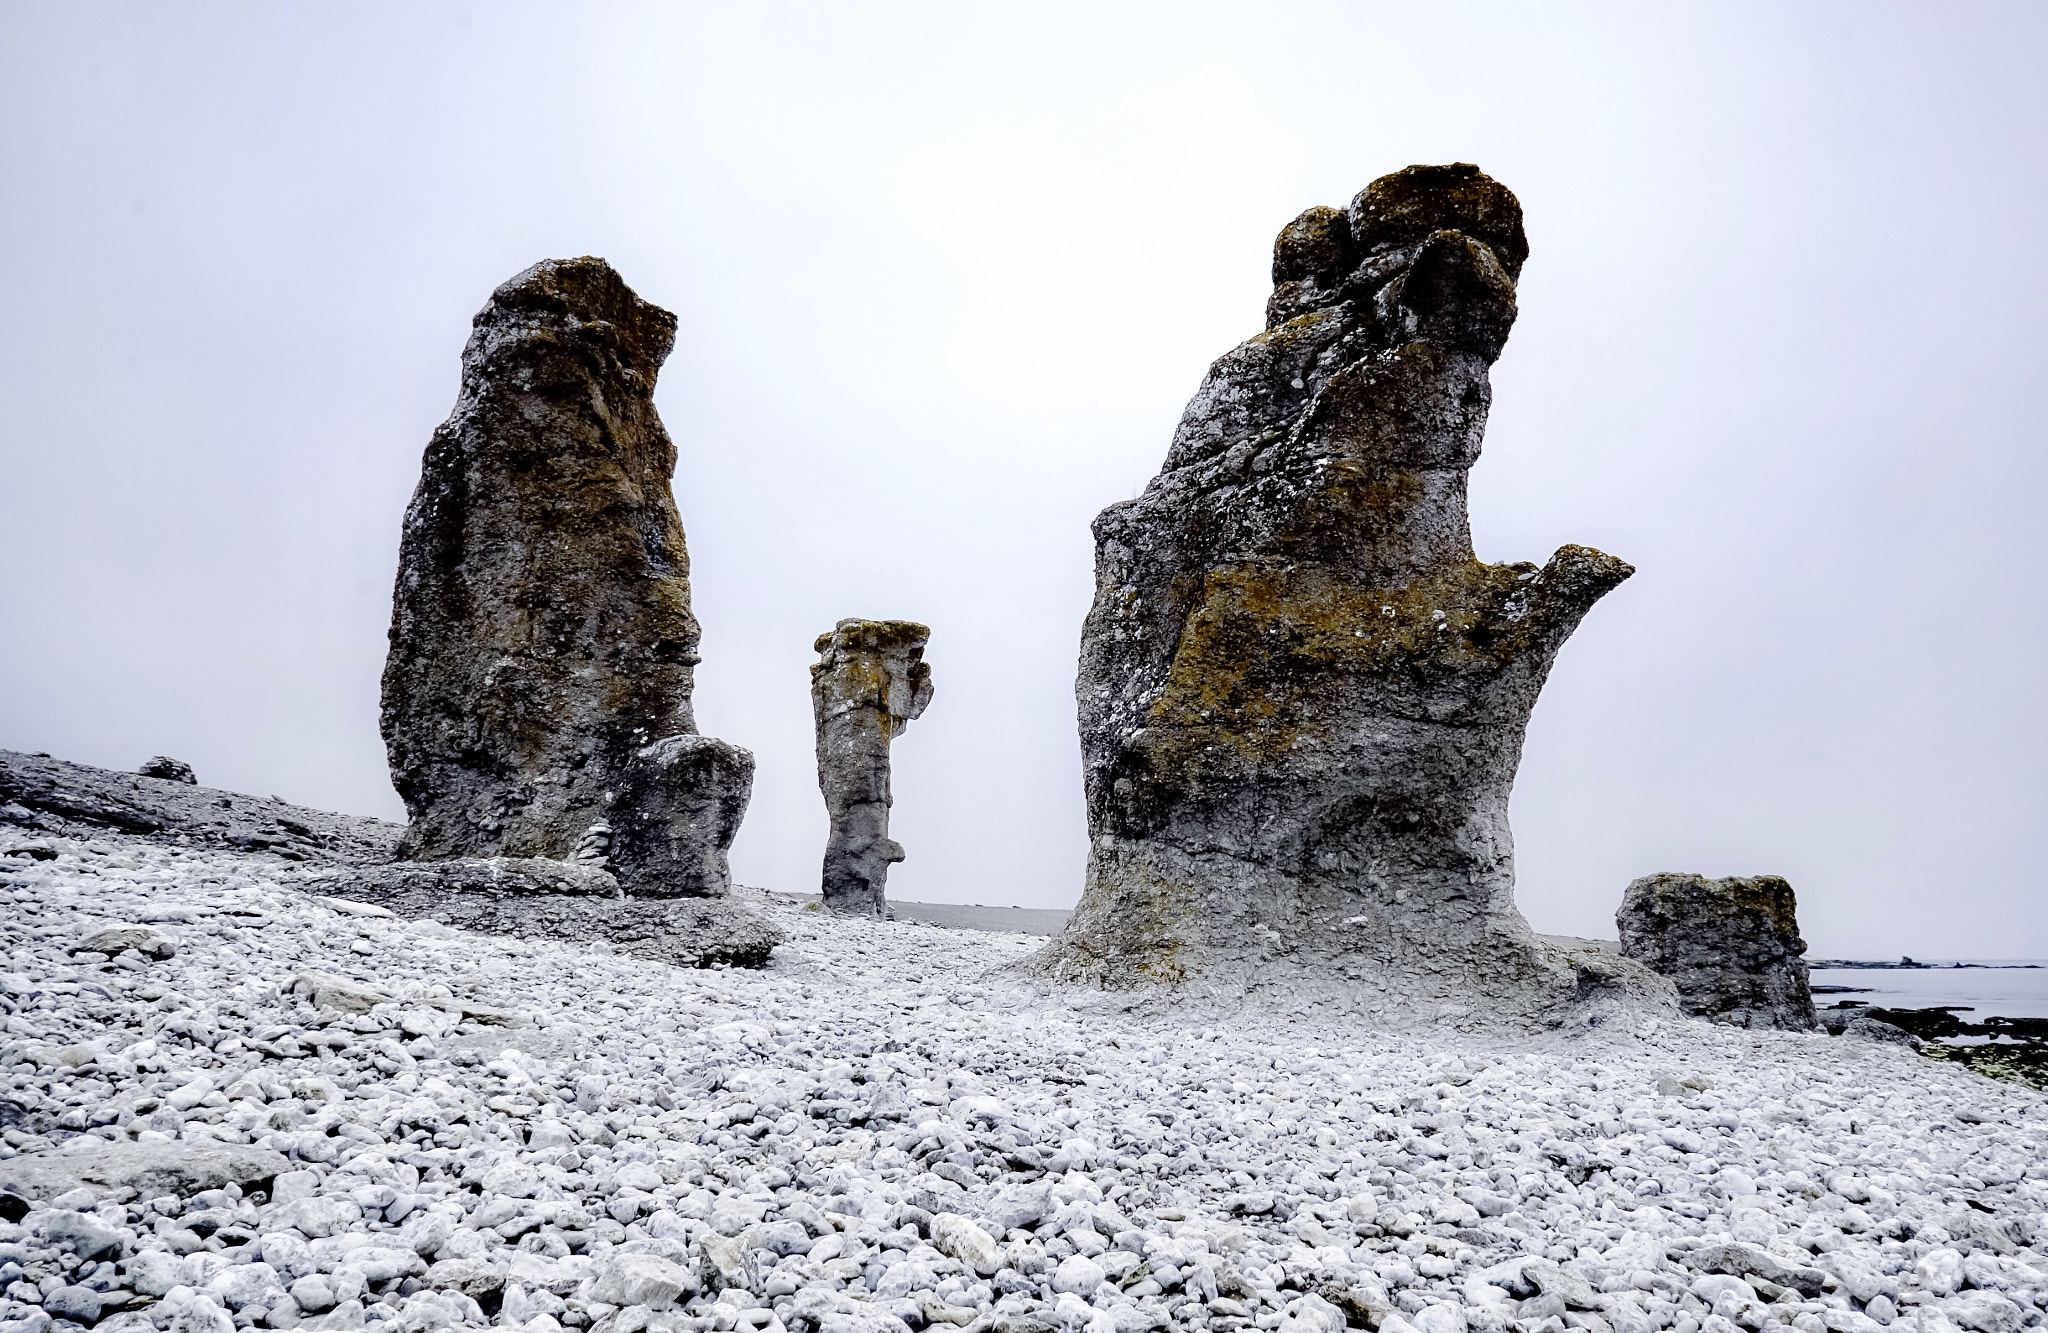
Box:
(1029, 165), (1651, 1025)
(1617, 873), (1818, 1030)
(610, 734), (755, 899)
(138, 756), (196, 784)
(810, 620), (934, 917)
(0, 749), (401, 863)
(379, 257), (751, 895)
(312, 860), (785, 969)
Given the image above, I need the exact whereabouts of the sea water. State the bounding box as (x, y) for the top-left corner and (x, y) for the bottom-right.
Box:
(1809, 960), (2048, 1020)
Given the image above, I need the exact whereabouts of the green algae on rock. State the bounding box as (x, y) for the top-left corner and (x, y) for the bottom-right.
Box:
(1029, 166), (1660, 1027)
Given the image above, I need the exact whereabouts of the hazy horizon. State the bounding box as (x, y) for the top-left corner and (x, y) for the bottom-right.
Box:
(3, 3), (2044, 960)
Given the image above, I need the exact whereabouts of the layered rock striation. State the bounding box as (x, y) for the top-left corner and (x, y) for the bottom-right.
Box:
(1, 749), (401, 864)
(1031, 165), (1649, 1024)
(1618, 873), (1818, 1030)
(379, 257), (751, 897)
(811, 619), (934, 917)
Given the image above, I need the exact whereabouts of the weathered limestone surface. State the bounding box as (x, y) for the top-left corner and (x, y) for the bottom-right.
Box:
(0, 749), (401, 864)
(311, 861), (785, 970)
(610, 735), (756, 899)
(378, 257), (752, 896)
(1617, 873), (1818, 1030)
(1030, 165), (1659, 1026)
(811, 620), (933, 917)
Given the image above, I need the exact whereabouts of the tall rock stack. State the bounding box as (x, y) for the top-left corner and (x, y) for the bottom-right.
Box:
(1031, 165), (1650, 1025)
(380, 257), (753, 898)
(1617, 873), (1818, 1030)
(811, 620), (934, 917)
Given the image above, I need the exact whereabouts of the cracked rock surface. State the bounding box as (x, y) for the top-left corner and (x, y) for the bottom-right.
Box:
(2, 829), (2044, 1333)
(1617, 877), (1817, 1033)
(810, 622), (934, 919)
(378, 257), (751, 897)
(1032, 165), (1651, 1026)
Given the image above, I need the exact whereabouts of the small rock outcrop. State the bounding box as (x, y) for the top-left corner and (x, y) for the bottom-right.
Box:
(1616, 873), (1818, 1030)
(1, 749), (401, 863)
(137, 756), (196, 784)
(1030, 165), (1652, 1025)
(379, 257), (752, 897)
(810, 620), (934, 917)
(311, 862), (785, 970)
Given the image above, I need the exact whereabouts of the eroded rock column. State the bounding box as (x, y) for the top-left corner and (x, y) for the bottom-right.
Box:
(1618, 874), (1818, 1030)
(1030, 165), (1651, 1025)
(380, 257), (752, 897)
(811, 620), (933, 917)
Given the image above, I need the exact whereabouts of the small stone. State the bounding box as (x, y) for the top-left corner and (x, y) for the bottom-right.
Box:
(1051, 1256), (1107, 1297)
(347, 1248), (423, 1284)
(288, 971), (389, 1014)
(272, 1170), (321, 1204)
(697, 1232), (755, 1295)
(929, 1213), (1001, 1276)
(73, 925), (176, 961)
(139, 757), (198, 785)
(165, 1077), (216, 1112)
(585, 1253), (696, 1309)
(27, 1208), (126, 1261)
(42, 1283), (104, 1324)
(1844, 1016), (1922, 1049)
(1915, 1251), (1965, 1298)
(270, 1196), (360, 1239)
(290, 1275), (337, 1314)
(131, 1251), (186, 1296)
(207, 1262), (285, 1311)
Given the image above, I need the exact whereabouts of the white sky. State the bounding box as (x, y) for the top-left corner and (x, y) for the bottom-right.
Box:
(3, 3), (2044, 958)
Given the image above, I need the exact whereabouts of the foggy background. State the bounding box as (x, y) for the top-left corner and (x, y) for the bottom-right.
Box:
(2, 3), (2043, 959)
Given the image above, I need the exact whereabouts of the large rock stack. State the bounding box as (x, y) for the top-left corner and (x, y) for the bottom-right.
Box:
(380, 257), (753, 900)
(1617, 873), (1818, 1030)
(811, 619), (934, 917)
(1030, 165), (1655, 1025)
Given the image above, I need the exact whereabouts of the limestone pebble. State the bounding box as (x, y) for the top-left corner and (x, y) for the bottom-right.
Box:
(0, 826), (2041, 1333)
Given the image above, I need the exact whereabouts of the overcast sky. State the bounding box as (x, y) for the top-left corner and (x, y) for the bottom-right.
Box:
(3, 3), (2044, 959)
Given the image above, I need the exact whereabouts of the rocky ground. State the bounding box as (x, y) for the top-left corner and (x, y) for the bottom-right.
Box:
(2, 830), (2045, 1333)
